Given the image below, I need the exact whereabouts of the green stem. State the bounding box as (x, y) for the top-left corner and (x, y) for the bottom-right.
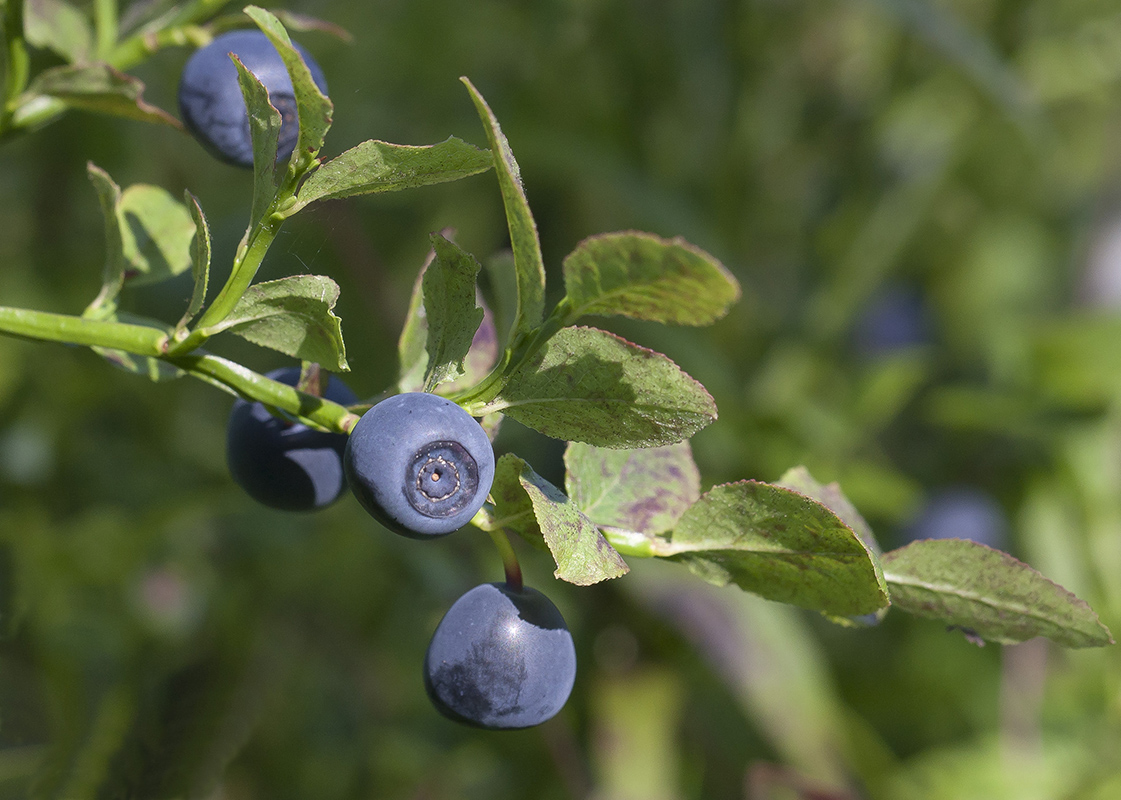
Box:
(600, 526), (670, 558)
(449, 299), (574, 412)
(170, 207), (287, 354)
(93, 0), (118, 61)
(197, 218), (282, 331)
(140, 0), (231, 33)
(0, 306), (167, 353)
(167, 353), (361, 433)
(0, 306), (359, 435)
(1, 0), (30, 134)
(108, 24), (207, 73)
(0, 0), (225, 141)
(488, 528), (523, 592)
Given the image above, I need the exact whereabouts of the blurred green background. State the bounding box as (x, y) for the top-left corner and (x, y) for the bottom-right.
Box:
(4, 0), (1121, 797)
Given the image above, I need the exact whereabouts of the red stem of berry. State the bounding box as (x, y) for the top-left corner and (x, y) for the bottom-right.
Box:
(488, 529), (523, 592)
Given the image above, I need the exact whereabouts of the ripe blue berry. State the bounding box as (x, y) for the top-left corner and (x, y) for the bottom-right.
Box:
(903, 487), (1009, 550)
(178, 29), (328, 168)
(424, 582), (576, 729)
(853, 284), (932, 356)
(344, 393), (495, 538)
(226, 367), (356, 511)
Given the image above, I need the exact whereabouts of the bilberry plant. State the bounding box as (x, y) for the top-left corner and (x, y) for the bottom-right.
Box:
(0, 4), (1110, 744)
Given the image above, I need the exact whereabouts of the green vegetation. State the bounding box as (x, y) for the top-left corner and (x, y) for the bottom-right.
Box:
(2, 1), (1121, 798)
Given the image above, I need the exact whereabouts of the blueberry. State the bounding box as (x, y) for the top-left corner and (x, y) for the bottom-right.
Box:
(853, 284), (933, 356)
(424, 582), (576, 729)
(344, 393), (495, 538)
(902, 487), (1009, 550)
(226, 366), (356, 511)
(178, 29), (328, 168)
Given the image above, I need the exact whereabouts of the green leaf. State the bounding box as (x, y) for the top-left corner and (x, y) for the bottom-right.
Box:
(422, 234), (485, 391)
(245, 5), (332, 171)
(476, 325), (716, 448)
(117, 184), (196, 287)
(447, 305), (500, 394)
(398, 242), (499, 394)
(29, 64), (180, 127)
(84, 167), (197, 319)
(397, 247), (435, 393)
(882, 539), (1114, 647)
(488, 454), (547, 548)
(565, 441), (700, 536)
(665, 481), (890, 616)
(461, 77), (545, 343)
(84, 163), (125, 320)
(777, 467), (882, 556)
(178, 192), (211, 329)
(777, 466), (889, 626)
(288, 137), (493, 214)
(271, 10), (354, 42)
(25, 0), (92, 62)
(562, 232), (740, 326)
(206, 275), (348, 370)
(492, 455), (628, 585)
(232, 55), (282, 229)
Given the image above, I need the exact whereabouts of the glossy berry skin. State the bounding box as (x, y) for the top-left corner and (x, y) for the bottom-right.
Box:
(226, 367), (356, 511)
(424, 583), (576, 730)
(178, 30), (328, 169)
(344, 393), (495, 538)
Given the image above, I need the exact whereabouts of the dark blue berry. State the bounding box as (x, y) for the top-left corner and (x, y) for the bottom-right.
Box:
(226, 367), (356, 511)
(853, 284), (933, 356)
(344, 393), (495, 538)
(902, 487), (1009, 550)
(178, 29), (327, 168)
(424, 582), (576, 730)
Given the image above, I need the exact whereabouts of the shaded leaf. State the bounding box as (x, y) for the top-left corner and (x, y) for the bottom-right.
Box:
(494, 455), (628, 585)
(232, 55), (282, 229)
(25, 0), (92, 62)
(565, 440), (700, 536)
(477, 326), (716, 448)
(289, 138), (493, 214)
(178, 192), (211, 329)
(422, 234), (485, 391)
(84, 164), (125, 320)
(30, 64), (180, 127)
(665, 481), (890, 616)
(397, 246), (435, 393)
(777, 466), (881, 556)
(245, 5), (332, 170)
(207, 275), (348, 370)
(488, 454), (546, 548)
(777, 466), (889, 627)
(461, 77), (545, 343)
(398, 242), (499, 394)
(118, 184), (196, 286)
(882, 539), (1113, 647)
(562, 231), (740, 326)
